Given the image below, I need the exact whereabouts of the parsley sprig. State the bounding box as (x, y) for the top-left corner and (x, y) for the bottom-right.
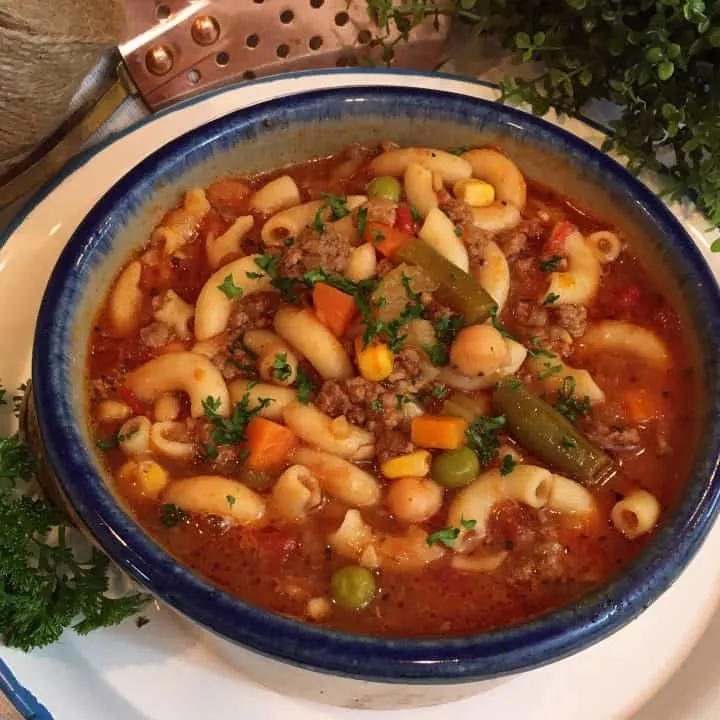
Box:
(554, 376), (591, 423)
(1, 384), (148, 650)
(202, 387), (272, 450)
(427, 517), (477, 548)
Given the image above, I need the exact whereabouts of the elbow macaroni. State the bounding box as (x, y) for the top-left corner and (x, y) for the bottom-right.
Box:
(125, 351), (231, 417)
(194, 254), (276, 340)
(544, 227), (601, 305)
(273, 307), (354, 380)
(403, 162), (438, 218)
(283, 402), (375, 460)
(579, 321), (671, 370)
(461, 148), (527, 209)
(369, 147), (472, 185)
(249, 175), (301, 215)
(611, 490), (661, 539)
(206, 215), (254, 270)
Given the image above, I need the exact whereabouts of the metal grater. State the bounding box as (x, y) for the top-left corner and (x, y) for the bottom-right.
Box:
(122, 0), (450, 109)
(0, 1), (450, 205)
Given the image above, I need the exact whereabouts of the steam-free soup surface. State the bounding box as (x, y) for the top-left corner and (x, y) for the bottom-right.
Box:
(87, 143), (697, 636)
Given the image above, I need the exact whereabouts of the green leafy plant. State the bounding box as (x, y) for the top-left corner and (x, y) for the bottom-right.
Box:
(0, 388), (149, 651)
(365, 0), (720, 235)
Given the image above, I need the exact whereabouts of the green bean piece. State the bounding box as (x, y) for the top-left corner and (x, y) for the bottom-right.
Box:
(431, 447), (480, 489)
(367, 175), (403, 202)
(442, 392), (488, 423)
(395, 239), (497, 323)
(492, 380), (614, 486)
(330, 565), (376, 611)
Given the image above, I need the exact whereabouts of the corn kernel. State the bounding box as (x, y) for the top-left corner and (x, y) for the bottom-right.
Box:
(355, 339), (394, 381)
(453, 179), (496, 208)
(381, 450), (432, 479)
(136, 459), (170, 498)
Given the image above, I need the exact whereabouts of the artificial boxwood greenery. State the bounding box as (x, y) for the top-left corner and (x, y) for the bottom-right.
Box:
(367, 0), (720, 239)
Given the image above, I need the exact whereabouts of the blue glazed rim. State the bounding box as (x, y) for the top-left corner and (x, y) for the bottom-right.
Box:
(32, 86), (720, 683)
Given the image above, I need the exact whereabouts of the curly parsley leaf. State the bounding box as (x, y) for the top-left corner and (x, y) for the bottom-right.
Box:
(202, 390), (272, 447)
(426, 517), (477, 548)
(554, 376), (591, 423)
(466, 415), (507, 467)
(296, 368), (315, 404)
(160, 503), (189, 527)
(217, 274), (244, 300)
(272, 353), (292, 383)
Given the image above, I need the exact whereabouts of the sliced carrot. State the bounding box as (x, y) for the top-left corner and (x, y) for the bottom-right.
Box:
(620, 387), (666, 425)
(244, 417), (298, 471)
(363, 221), (411, 258)
(312, 282), (358, 337)
(411, 415), (468, 450)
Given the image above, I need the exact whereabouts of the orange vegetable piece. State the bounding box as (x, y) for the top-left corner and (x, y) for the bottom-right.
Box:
(363, 221), (411, 258)
(411, 415), (468, 450)
(244, 417), (298, 471)
(312, 282), (358, 337)
(621, 387), (666, 425)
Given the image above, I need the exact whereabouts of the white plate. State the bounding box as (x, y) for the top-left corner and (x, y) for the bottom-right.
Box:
(1, 70), (719, 720)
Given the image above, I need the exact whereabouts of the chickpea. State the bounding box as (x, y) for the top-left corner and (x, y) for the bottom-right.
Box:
(386, 477), (443, 524)
(449, 324), (508, 377)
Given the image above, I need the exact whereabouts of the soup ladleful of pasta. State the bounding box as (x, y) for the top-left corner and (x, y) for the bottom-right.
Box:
(87, 142), (697, 636)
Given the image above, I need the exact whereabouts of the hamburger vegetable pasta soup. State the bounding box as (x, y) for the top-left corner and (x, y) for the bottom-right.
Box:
(87, 142), (697, 636)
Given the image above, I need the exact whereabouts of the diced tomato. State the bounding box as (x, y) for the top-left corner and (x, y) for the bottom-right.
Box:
(487, 500), (538, 550)
(394, 202), (416, 234)
(543, 220), (576, 256)
(614, 285), (642, 313)
(363, 221), (411, 258)
(117, 385), (146, 415)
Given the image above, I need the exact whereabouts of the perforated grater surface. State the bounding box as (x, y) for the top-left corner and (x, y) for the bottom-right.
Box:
(0, 0), (450, 208)
(123, 0), (451, 109)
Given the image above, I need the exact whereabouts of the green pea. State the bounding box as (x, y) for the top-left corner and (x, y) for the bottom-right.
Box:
(330, 565), (376, 611)
(367, 176), (402, 203)
(431, 447), (480, 489)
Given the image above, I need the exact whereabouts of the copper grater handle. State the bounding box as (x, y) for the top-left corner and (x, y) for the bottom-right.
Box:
(121, 0), (451, 110)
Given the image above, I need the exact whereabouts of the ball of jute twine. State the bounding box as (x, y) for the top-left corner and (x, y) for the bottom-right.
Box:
(0, 0), (125, 178)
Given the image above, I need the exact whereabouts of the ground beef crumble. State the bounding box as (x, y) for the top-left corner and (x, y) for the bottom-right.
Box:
(278, 223), (352, 278)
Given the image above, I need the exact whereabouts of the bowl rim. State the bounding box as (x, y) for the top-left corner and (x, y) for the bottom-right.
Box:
(32, 85), (720, 683)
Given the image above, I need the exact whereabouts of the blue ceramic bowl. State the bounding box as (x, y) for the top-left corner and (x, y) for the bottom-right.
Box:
(33, 87), (720, 685)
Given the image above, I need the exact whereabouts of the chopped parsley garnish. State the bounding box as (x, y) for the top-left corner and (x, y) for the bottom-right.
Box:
(370, 228), (386, 245)
(450, 146), (470, 156)
(254, 254), (279, 276)
(489, 309), (516, 340)
(226, 495), (236, 510)
(254, 253), (299, 301)
(296, 368), (315, 404)
(554, 376), (591, 423)
(539, 255), (563, 272)
(160, 503), (189, 527)
(95, 428), (139, 451)
(245, 271), (264, 279)
(202, 390), (272, 448)
(454, 225), (463, 237)
(284, 236), (295, 247)
(357, 207), (368, 237)
(423, 342), (449, 367)
(272, 352), (292, 382)
(500, 454), (517, 475)
(561, 435), (578, 449)
(202, 442), (219, 460)
(409, 205), (422, 222)
(434, 313), (464, 345)
(370, 398), (383, 412)
(432, 384), (449, 398)
(312, 193), (350, 233)
(396, 393), (416, 410)
(426, 517), (477, 548)
(217, 274), (244, 300)
(507, 377), (522, 390)
(538, 363), (563, 380)
(543, 292), (560, 306)
(466, 415), (506, 466)
(526, 335), (557, 359)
